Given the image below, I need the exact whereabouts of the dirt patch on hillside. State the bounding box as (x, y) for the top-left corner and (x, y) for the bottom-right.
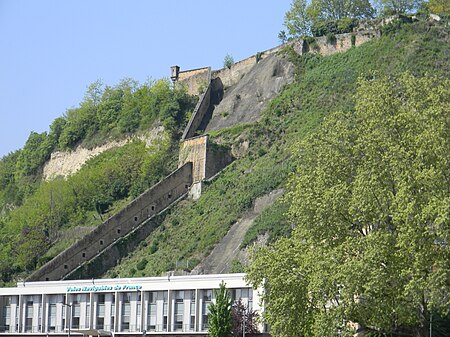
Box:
(191, 189), (284, 275)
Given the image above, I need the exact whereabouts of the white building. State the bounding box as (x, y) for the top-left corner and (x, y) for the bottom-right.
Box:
(0, 273), (264, 337)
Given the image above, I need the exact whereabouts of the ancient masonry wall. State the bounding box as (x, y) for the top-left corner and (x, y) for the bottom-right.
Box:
(67, 211), (169, 280)
(212, 44), (285, 89)
(178, 67), (211, 96)
(27, 163), (193, 282)
(211, 30), (378, 89)
(179, 135), (233, 183)
(181, 85), (212, 141)
(292, 30), (379, 56)
(179, 136), (208, 183)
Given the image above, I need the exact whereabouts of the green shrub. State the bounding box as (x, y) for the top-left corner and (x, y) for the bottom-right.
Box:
(136, 258), (148, 271)
(149, 241), (158, 254)
(351, 34), (356, 46)
(256, 51), (264, 62)
(326, 32), (337, 44)
(312, 18), (358, 37)
(303, 36), (316, 44)
(223, 54), (234, 69)
(229, 259), (245, 273)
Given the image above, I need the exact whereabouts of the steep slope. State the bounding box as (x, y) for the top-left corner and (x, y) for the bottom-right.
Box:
(106, 19), (449, 279)
(206, 53), (295, 131)
(191, 189), (283, 275)
(0, 18), (447, 284)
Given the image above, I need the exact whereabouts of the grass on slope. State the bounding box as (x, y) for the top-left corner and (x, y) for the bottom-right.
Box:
(106, 19), (449, 278)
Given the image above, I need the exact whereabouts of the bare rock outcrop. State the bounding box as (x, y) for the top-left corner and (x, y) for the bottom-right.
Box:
(206, 53), (294, 131)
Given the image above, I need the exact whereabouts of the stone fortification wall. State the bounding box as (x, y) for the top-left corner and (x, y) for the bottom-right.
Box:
(68, 211), (169, 279)
(212, 45), (285, 89)
(179, 136), (208, 183)
(181, 77), (223, 141)
(179, 135), (233, 184)
(182, 85), (212, 140)
(292, 30), (379, 56)
(178, 67), (210, 96)
(205, 143), (234, 180)
(27, 163), (193, 282)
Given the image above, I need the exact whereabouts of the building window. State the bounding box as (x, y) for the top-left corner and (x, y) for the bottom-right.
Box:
(2, 296), (11, 332)
(86, 303), (90, 330)
(96, 294), (105, 329)
(136, 292), (141, 332)
(48, 304), (56, 332)
(190, 291), (196, 331)
(175, 291), (184, 331)
(72, 303), (81, 329)
(25, 301), (33, 332)
(202, 290), (213, 330)
(121, 293), (131, 332)
(163, 291), (168, 331)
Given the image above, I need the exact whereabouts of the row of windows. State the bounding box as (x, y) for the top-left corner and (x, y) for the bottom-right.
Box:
(0, 288), (252, 334)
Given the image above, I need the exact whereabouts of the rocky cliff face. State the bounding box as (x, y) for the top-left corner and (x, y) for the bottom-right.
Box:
(43, 126), (165, 180)
(206, 53), (295, 131)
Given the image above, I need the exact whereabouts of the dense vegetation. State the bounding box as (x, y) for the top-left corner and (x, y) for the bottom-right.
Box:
(0, 11), (448, 336)
(107, 16), (448, 275)
(0, 79), (194, 211)
(0, 79), (195, 284)
(248, 72), (449, 337)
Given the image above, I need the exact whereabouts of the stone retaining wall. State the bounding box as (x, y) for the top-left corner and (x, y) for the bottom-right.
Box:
(27, 163), (193, 281)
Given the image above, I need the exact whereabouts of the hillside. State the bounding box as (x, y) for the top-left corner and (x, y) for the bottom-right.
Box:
(0, 17), (448, 285)
(104, 18), (449, 278)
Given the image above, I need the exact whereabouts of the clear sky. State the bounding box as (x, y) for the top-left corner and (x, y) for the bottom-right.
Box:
(0, 0), (291, 158)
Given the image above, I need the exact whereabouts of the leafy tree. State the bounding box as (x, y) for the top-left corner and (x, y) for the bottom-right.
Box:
(283, 0), (312, 38)
(0, 151), (21, 207)
(247, 73), (450, 337)
(379, 0), (423, 14)
(15, 131), (52, 177)
(278, 30), (288, 44)
(48, 117), (67, 148)
(208, 281), (233, 337)
(96, 85), (124, 132)
(427, 0), (450, 14)
(83, 79), (104, 107)
(307, 0), (375, 22)
(223, 54), (234, 69)
(59, 105), (96, 149)
(284, 0), (374, 39)
(231, 299), (259, 336)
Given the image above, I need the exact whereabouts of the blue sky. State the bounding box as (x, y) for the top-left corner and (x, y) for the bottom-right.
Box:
(0, 0), (291, 158)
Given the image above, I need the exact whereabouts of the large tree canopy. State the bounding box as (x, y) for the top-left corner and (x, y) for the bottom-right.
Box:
(283, 0), (375, 39)
(379, 0), (423, 14)
(247, 73), (450, 336)
(307, 0), (375, 21)
(283, 0), (312, 38)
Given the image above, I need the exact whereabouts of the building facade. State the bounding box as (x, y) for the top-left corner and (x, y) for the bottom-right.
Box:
(0, 274), (262, 337)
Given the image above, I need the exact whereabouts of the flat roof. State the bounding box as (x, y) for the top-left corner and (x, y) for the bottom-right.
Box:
(0, 273), (249, 296)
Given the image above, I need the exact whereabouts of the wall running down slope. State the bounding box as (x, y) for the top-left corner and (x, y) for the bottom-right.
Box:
(27, 163), (193, 281)
(28, 28), (379, 281)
